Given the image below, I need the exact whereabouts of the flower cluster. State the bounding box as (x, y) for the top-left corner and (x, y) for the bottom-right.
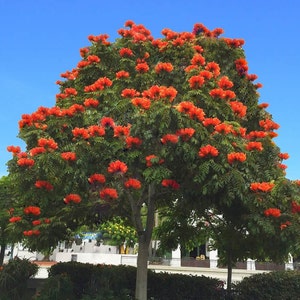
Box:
(32, 220), (41, 226)
(100, 188), (118, 199)
(145, 154), (164, 167)
(37, 138), (58, 150)
(264, 208), (281, 218)
(230, 101), (247, 118)
(17, 158), (35, 167)
(9, 216), (22, 223)
(24, 206), (41, 216)
(202, 117), (221, 127)
(7, 145), (21, 155)
(61, 152), (76, 161)
(175, 101), (205, 121)
(64, 194), (81, 204)
(107, 160), (128, 174)
(24, 230), (40, 236)
(84, 77), (112, 92)
(199, 145), (219, 158)
(245, 142), (263, 151)
(125, 136), (142, 148)
(227, 152), (246, 164)
(35, 180), (54, 191)
(259, 119), (280, 131)
(131, 97), (151, 110)
(278, 153), (289, 160)
(116, 70), (130, 79)
(84, 98), (99, 108)
(161, 134), (179, 144)
(124, 178), (142, 189)
(176, 128), (195, 141)
(155, 62), (173, 73)
(161, 179), (180, 189)
(88, 174), (106, 184)
(218, 76), (234, 89)
(250, 182), (275, 192)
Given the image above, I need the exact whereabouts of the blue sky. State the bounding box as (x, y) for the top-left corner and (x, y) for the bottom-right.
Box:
(0, 0), (299, 179)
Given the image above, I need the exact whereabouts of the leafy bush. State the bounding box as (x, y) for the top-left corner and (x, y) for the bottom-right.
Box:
(42, 262), (224, 299)
(233, 270), (300, 300)
(0, 257), (39, 300)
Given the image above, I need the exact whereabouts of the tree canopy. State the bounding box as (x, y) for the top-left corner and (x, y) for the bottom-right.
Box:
(6, 21), (300, 298)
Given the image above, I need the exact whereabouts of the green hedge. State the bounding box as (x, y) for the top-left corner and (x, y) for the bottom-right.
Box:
(233, 270), (300, 300)
(38, 262), (224, 299)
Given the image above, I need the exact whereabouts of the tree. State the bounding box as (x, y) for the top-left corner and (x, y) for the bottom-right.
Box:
(0, 176), (17, 265)
(7, 21), (296, 298)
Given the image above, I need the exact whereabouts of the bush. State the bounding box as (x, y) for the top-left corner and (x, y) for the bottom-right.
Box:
(41, 262), (224, 299)
(0, 257), (39, 300)
(233, 270), (300, 300)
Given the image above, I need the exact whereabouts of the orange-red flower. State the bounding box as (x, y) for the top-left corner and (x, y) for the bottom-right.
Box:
(176, 128), (195, 141)
(199, 145), (219, 158)
(119, 47), (134, 57)
(190, 54), (205, 66)
(135, 62), (149, 73)
(100, 188), (118, 199)
(247, 131), (267, 139)
(24, 206), (41, 215)
(32, 220), (41, 226)
(161, 179), (180, 189)
(9, 216), (22, 223)
(87, 55), (100, 63)
(64, 193), (81, 204)
(88, 125), (105, 137)
(245, 142), (263, 151)
(100, 117), (115, 128)
(146, 155), (164, 167)
(278, 153), (289, 160)
(64, 87), (78, 96)
(218, 76), (234, 89)
(35, 180), (54, 191)
(61, 152), (76, 161)
(205, 62), (220, 77)
(121, 88), (139, 98)
(259, 119), (280, 131)
(131, 97), (151, 110)
(107, 160), (128, 174)
(230, 101), (247, 118)
(114, 125), (131, 137)
(125, 136), (142, 148)
(250, 182), (275, 192)
(264, 208), (281, 218)
(24, 230), (40, 236)
(116, 70), (130, 79)
(227, 152), (246, 164)
(7, 145), (21, 155)
(202, 118), (221, 127)
(88, 174), (106, 184)
(17, 158), (35, 167)
(189, 75), (205, 89)
(84, 77), (112, 92)
(72, 127), (90, 139)
(38, 138), (58, 150)
(84, 98), (99, 108)
(214, 123), (234, 134)
(235, 58), (248, 76)
(124, 178), (141, 189)
(155, 62), (173, 73)
(161, 134), (179, 144)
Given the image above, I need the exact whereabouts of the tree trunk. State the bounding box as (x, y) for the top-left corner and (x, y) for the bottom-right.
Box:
(0, 242), (6, 266)
(135, 238), (150, 300)
(227, 251), (233, 292)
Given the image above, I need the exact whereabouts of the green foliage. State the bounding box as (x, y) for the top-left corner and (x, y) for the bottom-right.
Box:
(0, 257), (39, 299)
(234, 271), (300, 300)
(42, 261), (224, 299)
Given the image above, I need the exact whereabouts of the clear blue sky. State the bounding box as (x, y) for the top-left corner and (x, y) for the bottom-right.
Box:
(1, 0), (299, 179)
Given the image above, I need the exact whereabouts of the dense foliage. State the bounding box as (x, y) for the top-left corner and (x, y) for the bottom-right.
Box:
(6, 21), (300, 297)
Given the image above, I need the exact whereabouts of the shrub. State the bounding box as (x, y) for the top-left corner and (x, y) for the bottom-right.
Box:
(234, 270), (300, 300)
(0, 257), (39, 300)
(43, 262), (224, 299)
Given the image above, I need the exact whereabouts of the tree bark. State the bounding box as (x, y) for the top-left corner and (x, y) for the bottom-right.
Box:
(227, 252), (233, 292)
(135, 238), (150, 300)
(0, 242), (6, 266)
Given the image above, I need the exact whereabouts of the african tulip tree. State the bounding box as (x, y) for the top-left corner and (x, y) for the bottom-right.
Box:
(6, 21), (297, 298)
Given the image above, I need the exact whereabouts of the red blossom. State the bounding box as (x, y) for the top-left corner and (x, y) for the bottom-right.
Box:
(135, 62), (149, 73)
(205, 62), (220, 77)
(176, 128), (195, 141)
(190, 54), (205, 66)
(199, 145), (219, 158)
(161, 179), (180, 189)
(7, 145), (21, 155)
(259, 119), (280, 131)
(84, 77), (112, 92)
(17, 158), (35, 167)
(107, 160), (128, 174)
(32, 220), (41, 226)
(245, 142), (263, 151)
(278, 153), (289, 160)
(61, 152), (76, 161)
(161, 134), (179, 144)
(29, 147), (46, 156)
(23, 230), (40, 236)
(35, 180), (54, 191)
(155, 62), (173, 73)
(9, 216), (22, 223)
(24, 206), (41, 216)
(64, 194), (81, 204)
(189, 75), (205, 89)
(37, 138), (58, 150)
(72, 127), (90, 139)
(116, 70), (130, 79)
(100, 117), (115, 128)
(125, 136), (142, 148)
(88, 125), (105, 137)
(84, 98), (99, 108)
(87, 55), (101, 63)
(214, 123), (234, 134)
(227, 152), (246, 164)
(124, 178), (142, 189)
(100, 188), (118, 200)
(264, 208), (281, 218)
(119, 47), (134, 57)
(250, 182), (275, 192)
(146, 155), (164, 167)
(218, 76), (234, 89)
(202, 118), (221, 127)
(121, 88), (139, 98)
(114, 125), (131, 137)
(88, 174), (106, 184)
(131, 97), (151, 110)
